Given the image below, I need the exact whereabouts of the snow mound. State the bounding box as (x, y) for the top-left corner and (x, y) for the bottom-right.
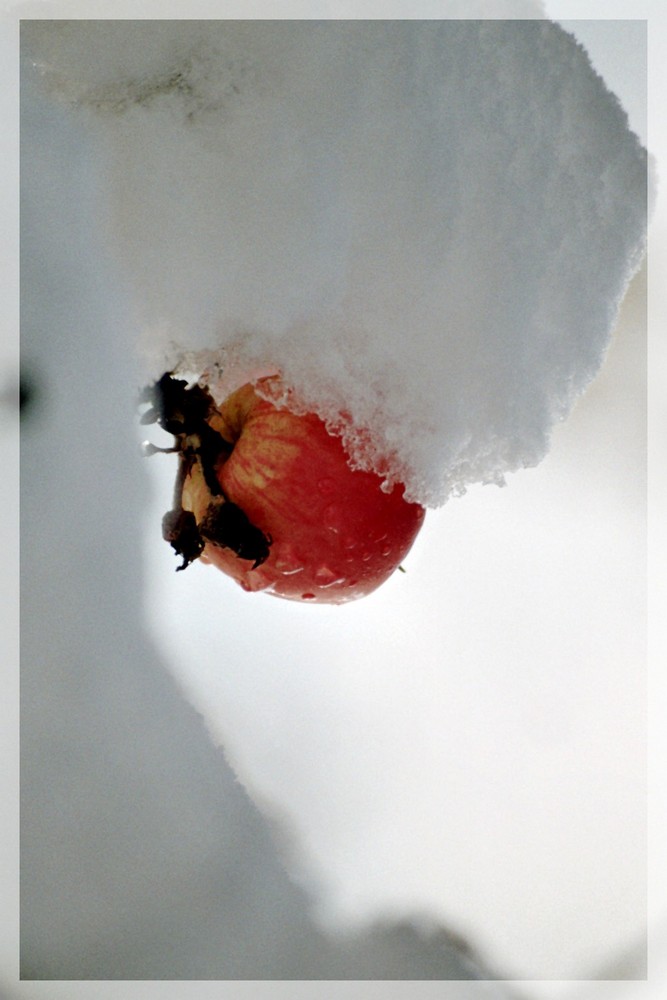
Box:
(23, 19), (648, 506)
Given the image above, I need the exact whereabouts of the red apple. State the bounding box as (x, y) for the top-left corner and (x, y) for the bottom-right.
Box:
(169, 377), (425, 603)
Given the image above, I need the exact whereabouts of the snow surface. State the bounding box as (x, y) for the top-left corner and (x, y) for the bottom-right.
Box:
(23, 18), (647, 505)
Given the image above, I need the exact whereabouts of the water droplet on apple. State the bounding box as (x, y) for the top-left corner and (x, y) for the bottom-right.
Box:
(274, 542), (305, 575)
(381, 544), (392, 557)
(314, 566), (345, 588)
(361, 550), (372, 562)
(343, 536), (357, 550)
(301, 592), (316, 600)
(240, 571), (271, 592)
(323, 503), (342, 532)
(317, 477), (336, 495)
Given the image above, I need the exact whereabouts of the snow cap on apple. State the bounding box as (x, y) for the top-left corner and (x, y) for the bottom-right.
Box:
(25, 20), (648, 591)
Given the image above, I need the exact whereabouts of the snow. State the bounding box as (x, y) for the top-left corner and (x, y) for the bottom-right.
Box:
(23, 19), (647, 505)
(17, 64), (497, 986)
(15, 10), (658, 993)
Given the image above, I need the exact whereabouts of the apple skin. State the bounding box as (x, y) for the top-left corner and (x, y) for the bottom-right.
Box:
(180, 379), (425, 603)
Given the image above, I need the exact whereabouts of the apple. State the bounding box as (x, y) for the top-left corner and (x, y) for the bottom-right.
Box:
(146, 374), (425, 604)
